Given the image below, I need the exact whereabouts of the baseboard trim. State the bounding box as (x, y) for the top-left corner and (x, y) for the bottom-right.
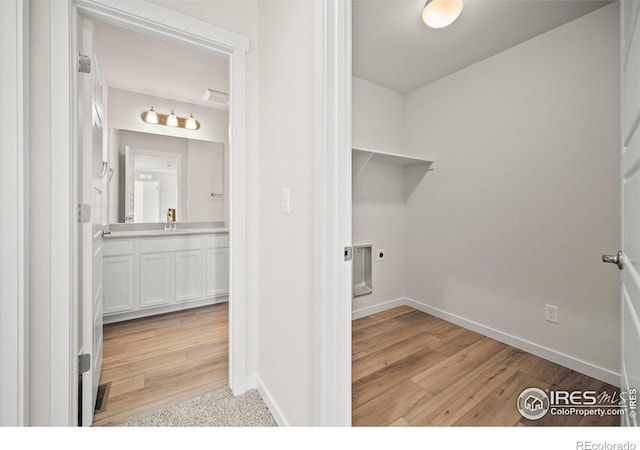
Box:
(352, 297), (406, 320)
(353, 296), (620, 387)
(256, 376), (289, 427)
(103, 297), (228, 325)
(245, 374), (257, 391)
(401, 297), (620, 387)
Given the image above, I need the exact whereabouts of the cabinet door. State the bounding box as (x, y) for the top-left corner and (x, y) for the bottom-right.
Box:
(175, 250), (203, 302)
(103, 255), (135, 314)
(206, 248), (229, 297)
(140, 252), (172, 308)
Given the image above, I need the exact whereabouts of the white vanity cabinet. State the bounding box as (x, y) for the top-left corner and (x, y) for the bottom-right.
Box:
(103, 232), (229, 323)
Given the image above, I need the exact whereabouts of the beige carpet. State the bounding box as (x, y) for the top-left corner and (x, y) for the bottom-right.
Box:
(119, 387), (278, 427)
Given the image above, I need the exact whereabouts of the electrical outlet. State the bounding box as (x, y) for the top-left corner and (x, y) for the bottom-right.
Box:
(545, 304), (559, 324)
(376, 249), (386, 261)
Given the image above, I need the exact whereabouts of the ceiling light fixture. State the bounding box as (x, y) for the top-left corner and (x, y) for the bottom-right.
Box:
(141, 107), (200, 130)
(422, 0), (463, 29)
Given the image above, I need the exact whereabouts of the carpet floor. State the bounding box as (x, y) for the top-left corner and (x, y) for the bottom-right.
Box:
(119, 387), (278, 427)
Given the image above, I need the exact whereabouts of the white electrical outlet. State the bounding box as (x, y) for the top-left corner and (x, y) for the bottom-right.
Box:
(544, 304), (559, 324)
(376, 249), (386, 261)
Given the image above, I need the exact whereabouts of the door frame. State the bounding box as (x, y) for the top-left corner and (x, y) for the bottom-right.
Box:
(312, 0), (353, 426)
(49, 0), (250, 425)
(0, 0), (29, 427)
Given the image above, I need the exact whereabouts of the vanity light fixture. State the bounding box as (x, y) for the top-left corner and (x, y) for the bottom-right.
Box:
(143, 107), (158, 124)
(166, 109), (178, 127)
(185, 114), (197, 130)
(141, 107), (201, 130)
(422, 0), (463, 29)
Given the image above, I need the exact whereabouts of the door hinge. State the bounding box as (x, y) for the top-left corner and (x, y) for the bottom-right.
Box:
(78, 353), (91, 374)
(344, 246), (353, 261)
(78, 53), (91, 74)
(79, 204), (91, 223)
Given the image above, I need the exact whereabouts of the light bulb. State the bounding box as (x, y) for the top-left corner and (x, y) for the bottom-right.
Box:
(167, 109), (178, 127)
(145, 107), (158, 124)
(185, 114), (197, 130)
(422, 0), (463, 29)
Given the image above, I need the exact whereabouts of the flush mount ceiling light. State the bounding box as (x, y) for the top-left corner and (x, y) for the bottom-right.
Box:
(141, 107), (200, 130)
(422, 0), (464, 29)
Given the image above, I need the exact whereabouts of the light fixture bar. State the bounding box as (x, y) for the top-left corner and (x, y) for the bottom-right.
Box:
(141, 109), (201, 130)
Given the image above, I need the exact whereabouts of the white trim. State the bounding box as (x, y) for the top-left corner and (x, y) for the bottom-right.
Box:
(49, 0), (250, 425)
(256, 377), (289, 427)
(312, 0), (353, 426)
(402, 297), (621, 388)
(228, 47), (247, 395)
(352, 298), (405, 320)
(245, 374), (257, 390)
(50, 1), (76, 426)
(74, 0), (249, 54)
(0, 0), (29, 427)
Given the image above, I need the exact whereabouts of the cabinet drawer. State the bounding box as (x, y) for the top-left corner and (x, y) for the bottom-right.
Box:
(207, 234), (229, 249)
(140, 236), (202, 253)
(104, 239), (134, 256)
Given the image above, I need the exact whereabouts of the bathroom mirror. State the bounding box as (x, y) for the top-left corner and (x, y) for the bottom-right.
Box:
(126, 149), (180, 223)
(109, 129), (225, 224)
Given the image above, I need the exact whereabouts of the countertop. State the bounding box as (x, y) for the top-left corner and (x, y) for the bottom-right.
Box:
(104, 228), (229, 239)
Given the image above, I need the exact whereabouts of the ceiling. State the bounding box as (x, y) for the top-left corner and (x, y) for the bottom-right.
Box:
(353, 0), (612, 94)
(93, 20), (229, 108)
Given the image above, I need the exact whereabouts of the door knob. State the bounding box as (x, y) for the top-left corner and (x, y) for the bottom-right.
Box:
(602, 251), (623, 270)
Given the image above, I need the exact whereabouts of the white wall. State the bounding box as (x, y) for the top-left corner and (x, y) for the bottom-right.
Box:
(352, 164), (407, 313)
(352, 77), (406, 313)
(403, 4), (620, 375)
(257, 0), (315, 426)
(352, 76), (404, 152)
(352, 77), (408, 314)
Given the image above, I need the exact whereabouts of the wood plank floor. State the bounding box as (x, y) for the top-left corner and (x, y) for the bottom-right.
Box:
(93, 303), (228, 426)
(352, 306), (620, 427)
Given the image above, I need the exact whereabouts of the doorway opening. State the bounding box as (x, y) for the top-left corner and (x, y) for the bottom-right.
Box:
(348, 0), (621, 427)
(45, 0), (250, 426)
(80, 15), (233, 426)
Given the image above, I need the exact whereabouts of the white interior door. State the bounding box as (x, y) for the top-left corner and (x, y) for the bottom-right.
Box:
(79, 16), (105, 427)
(618, 0), (640, 427)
